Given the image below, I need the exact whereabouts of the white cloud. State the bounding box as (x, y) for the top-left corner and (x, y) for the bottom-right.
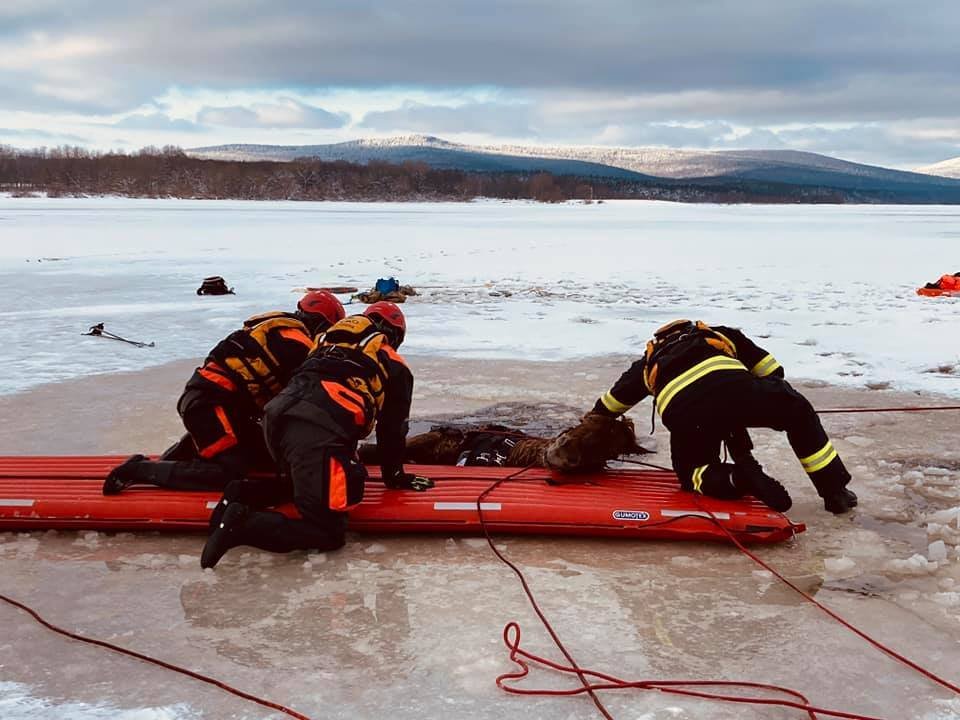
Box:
(197, 98), (348, 129)
(0, 33), (107, 71)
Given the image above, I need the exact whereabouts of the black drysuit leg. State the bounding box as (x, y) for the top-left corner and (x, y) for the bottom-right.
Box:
(211, 419), (350, 555)
(667, 395), (793, 512)
(729, 377), (851, 498)
(669, 424), (743, 500)
(102, 446), (251, 493)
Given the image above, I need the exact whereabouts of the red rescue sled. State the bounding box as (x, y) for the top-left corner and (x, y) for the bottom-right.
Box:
(0, 456), (804, 544)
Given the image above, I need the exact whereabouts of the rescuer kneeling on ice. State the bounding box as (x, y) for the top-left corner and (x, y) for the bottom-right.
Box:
(201, 302), (434, 569)
(565, 320), (857, 514)
(103, 292), (346, 494)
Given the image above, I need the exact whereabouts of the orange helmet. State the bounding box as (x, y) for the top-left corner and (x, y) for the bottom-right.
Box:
(363, 301), (406, 348)
(296, 291), (345, 335)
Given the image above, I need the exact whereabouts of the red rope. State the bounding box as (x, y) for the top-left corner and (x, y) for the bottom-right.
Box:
(477, 466), (615, 719)
(692, 499), (960, 696)
(495, 621), (891, 720)
(816, 405), (960, 414)
(478, 465), (959, 720)
(0, 591), (313, 720)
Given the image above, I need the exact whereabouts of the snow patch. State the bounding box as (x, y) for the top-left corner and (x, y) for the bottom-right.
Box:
(824, 557), (857, 575)
(885, 554), (939, 574)
(72, 531), (100, 549)
(928, 540), (949, 563)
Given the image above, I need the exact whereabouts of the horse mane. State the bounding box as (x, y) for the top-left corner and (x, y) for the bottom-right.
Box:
(506, 437), (548, 466)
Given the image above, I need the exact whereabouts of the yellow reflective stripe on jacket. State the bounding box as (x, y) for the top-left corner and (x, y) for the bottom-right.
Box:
(800, 441), (838, 474)
(600, 391), (633, 414)
(655, 356), (747, 415)
(751, 354), (782, 378)
(691, 465), (708, 494)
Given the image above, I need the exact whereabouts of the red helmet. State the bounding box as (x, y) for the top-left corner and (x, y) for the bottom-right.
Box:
(297, 291), (345, 334)
(363, 301), (406, 348)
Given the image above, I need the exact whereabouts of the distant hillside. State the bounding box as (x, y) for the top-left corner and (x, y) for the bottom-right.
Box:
(914, 157), (960, 179)
(189, 135), (960, 202)
(3, 144), (910, 204)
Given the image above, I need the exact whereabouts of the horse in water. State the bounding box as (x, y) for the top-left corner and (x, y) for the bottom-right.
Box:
(359, 413), (646, 473)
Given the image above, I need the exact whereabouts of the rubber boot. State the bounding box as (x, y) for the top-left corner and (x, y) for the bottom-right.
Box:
(201, 502), (251, 569)
(822, 487), (858, 514)
(103, 457), (234, 495)
(810, 461), (856, 514)
(732, 458), (793, 513)
(102, 454), (151, 495)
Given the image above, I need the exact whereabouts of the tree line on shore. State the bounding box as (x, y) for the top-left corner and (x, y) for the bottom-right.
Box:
(0, 145), (852, 204)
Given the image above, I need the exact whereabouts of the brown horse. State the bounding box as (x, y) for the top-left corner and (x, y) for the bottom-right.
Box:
(359, 414), (645, 472)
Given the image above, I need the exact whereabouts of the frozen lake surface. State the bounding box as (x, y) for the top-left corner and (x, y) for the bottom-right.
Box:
(0, 197), (958, 396)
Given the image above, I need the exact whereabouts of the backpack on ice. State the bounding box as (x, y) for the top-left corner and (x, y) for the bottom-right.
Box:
(197, 276), (235, 296)
(374, 277), (400, 295)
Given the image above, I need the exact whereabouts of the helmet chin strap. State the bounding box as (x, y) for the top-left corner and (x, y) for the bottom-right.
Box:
(377, 321), (402, 348)
(296, 311), (324, 337)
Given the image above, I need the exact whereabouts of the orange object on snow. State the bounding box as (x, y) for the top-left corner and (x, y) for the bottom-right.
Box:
(0, 456), (802, 544)
(939, 274), (960, 290)
(917, 273), (960, 297)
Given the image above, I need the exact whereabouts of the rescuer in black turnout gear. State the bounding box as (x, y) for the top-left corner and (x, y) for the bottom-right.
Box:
(102, 292), (346, 495)
(201, 302), (434, 569)
(588, 320), (857, 514)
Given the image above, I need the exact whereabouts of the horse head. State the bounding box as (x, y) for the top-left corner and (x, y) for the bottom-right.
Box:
(543, 412), (643, 473)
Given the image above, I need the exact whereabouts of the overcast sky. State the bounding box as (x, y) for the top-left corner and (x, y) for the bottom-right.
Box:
(1, 1), (958, 168)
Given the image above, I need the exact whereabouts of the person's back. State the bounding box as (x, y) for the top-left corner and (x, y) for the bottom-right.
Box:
(581, 319), (856, 515)
(197, 311), (314, 410)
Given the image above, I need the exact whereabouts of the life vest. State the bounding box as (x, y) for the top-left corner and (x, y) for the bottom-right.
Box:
(642, 320), (737, 395)
(308, 315), (402, 435)
(207, 312), (310, 408)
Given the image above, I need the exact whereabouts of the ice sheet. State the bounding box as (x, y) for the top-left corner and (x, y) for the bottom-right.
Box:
(0, 198), (958, 396)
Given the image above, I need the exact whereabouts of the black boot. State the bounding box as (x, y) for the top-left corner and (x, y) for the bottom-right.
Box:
(200, 502), (251, 569)
(822, 487), (858, 514)
(810, 461), (856, 514)
(732, 461), (793, 513)
(102, 454), (150, 495)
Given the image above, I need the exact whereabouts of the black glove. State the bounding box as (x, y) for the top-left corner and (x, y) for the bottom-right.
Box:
(383, 471), (434, 491)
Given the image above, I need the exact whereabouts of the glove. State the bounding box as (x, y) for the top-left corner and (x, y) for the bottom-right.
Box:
(383, 471), (434, 492)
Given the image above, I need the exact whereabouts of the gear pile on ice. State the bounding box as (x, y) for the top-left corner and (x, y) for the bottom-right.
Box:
(196, 276), (235, 296)
(354, 277), (418, 304)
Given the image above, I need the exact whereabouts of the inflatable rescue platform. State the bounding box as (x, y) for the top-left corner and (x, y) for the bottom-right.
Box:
(0, 456), (804, 544)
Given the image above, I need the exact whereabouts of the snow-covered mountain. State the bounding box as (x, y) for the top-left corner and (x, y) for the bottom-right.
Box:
(914, 157), (960, 179)
(190, 135), (960, 197)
